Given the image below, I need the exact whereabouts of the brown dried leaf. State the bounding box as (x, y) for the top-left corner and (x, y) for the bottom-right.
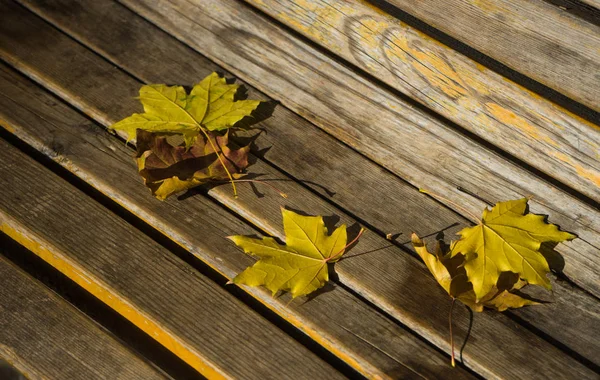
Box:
(136, 129), (249, 200)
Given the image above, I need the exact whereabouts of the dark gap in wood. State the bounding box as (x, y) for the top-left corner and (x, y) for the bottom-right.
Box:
(0, 359), (26, 380)
(235, 0), (600, 212)
(363, 0), (600, 123)
(0, 234), (202, 380)
(232, 142), (600, 370)
(9, 1), (152, 92)
(0, 127), (363, 380)
(3, 5), (598, 372)
(9, 1), (600, 352)
(542, 0), (600, 25)
(504, 311), (600, 374)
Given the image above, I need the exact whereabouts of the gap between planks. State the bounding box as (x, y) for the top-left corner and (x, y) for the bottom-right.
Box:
(0, 253), (170, 380)
(0, 64), (471, 380)
(371, 0), (600, 114)
(113, 0), (600, 299)
(0, 135), (346, 380)
(1, 233), (206, 379)
(1, 2), (600, 378)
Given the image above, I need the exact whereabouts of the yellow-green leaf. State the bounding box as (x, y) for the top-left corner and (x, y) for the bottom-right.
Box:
(194, 72), (261, 131)
(109, 73), (262, 147)
(230, 209), (355, 298)
(412, 233), (539, 312)
(452, 198), (575, 301)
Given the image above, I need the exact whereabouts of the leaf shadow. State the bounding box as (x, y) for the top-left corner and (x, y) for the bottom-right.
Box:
(523, 204), (574, 274)
(210, 126), (338, 198)
(303, 280), (337, 304)
(235, 100), (278, 130)
(459, 305), (474, 364)
(540, 242), (565, 274)
(392, 233), (479, 367)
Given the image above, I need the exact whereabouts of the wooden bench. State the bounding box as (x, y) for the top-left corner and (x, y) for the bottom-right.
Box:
(0, 0), (598, 378)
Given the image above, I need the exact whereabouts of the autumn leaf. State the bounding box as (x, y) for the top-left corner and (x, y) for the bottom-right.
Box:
(136, 129), (249, 200)
(109, 72), (262, 148)
(413, 232), (538, 367)
(451, 198), (575, 300)
(230, 209), (363, 298)
(411, 234), (537, 312)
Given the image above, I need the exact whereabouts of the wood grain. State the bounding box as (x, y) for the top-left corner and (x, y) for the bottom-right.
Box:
(238, 0), (600, 199)
(580, 0), (600, 9)
(0, 140), (342, 379)
(15, 0), (600, 367)
(0, 255), (168, 380)
(380, 0), (600, 110)
(0, 67), (474, 380)
(113, 0), (600, 299)
(0, 4), (598, 378)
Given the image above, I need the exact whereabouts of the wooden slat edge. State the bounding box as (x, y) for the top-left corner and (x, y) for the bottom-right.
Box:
(0, 254), (169, 380)
(0, 138), (342, 380)
(240, 0), (600, 197)
(382, 0), (600, 110)
(0, 13), (596, 380)
(0, 223), (222, 380)
(0, 65), (472, 380)
(144, 0), (600, 205)
(16, 2), (599, 368)
(112, 0), (600, 300)
(580, 0), (600, 9)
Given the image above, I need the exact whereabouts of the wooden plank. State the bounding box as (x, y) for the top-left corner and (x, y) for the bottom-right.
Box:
(379, 0), (600, 111)
(0, 5), (597, 379)
(112, 0), (600, 300)
(237, 0), (600, 199)
(0, 141), (342, 379)
(580, 0), (600, 9)
(0, 68), (474, 380)
(0, 255), (168, 380)
(0, 66), (594, 380)
(14, 1), (600, 368)
(544, 0), (600, 24)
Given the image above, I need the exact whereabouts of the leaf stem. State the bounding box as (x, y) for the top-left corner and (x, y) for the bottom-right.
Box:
(199, 128), (238, 197)
(327, 228), (365, 262)
(419, 188), (482, 224)
(449, 297), (456, 368)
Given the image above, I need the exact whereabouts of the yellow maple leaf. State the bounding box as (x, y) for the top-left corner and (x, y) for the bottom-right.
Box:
(109, 72), (261, 147)
(450, 198), (575, 301)
(230, 209), (363, 298)
(412, 233), (538, 312)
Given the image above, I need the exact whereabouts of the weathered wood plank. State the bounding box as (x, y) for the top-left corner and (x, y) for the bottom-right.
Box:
(114, 0), (600, 300)
(0, 255), (168, 380)
(16, 0), (600, 368)
(237, 0), (600, 199)
(0, 5), (597, 379)
(379, 0), (600, 110)
(0, 68), (474, 380)
(0, 140), (343, 380)
(544, 0), (600, 24)
(580, 0), (600, 9)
